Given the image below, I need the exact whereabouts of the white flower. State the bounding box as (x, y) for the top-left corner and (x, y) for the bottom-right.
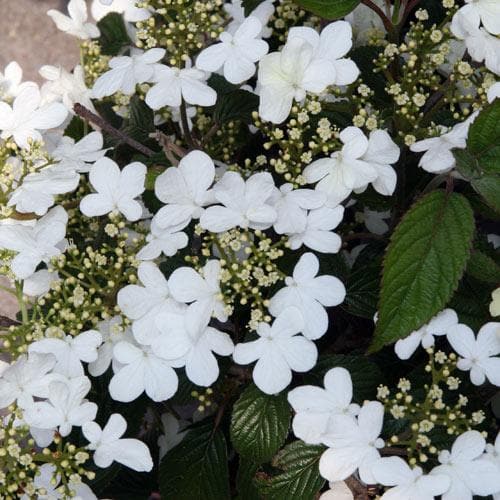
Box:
(319, 401), (385, 484)
(224, 0), (275, 38)
(233, 307), (317, 394)
(91, 0), (151, 23)
(117, 261), (178, 344)
(109, 341), (178, 402)
(319, 481), (354, 500)
(0, 85), (68, 148)
(0, 206), (68, 279)
(0, 61), (36, 100)
(346, 0), (387, 45)
(287, 206), (344, 254)
(451, 6), (500, 75)
(481, 433), (500, 500)
(272, 183), (326, 235)
(363, 209), (390, 235)
(395, 309), (459, 360)
(155, 302), (234, 386)
(92, 49), (166, 98)
(153, 150), (215, 229)
(463, 0), (500, 36)
(23, 269), (60, 297)
(158, 413), (188, 459)
(200, 171), (277, 232)
(288, 367), (360, 445)
(372, 456), (450, 500)
(83, 413), (153, 471)
(48, 0), (100, 39)
(258, 22), (358, 123)
(487, 82), (500, 102)
(196, 17), (269, 84)
(29, 329), (102, 378)
(40, 65), (95, 113)
(410, 119), (474, 174)
(88, 316), (131, 377)
(447, 322), (500, 386)
(8, 165), (79, 216)
(0, 353), (57, 409)
(269, 253), (346, 340)
(23, 376), (97, 437)
(431, 430), (500, 499)
(80, 158), (146, 221)
(51, 131), (108, 173)
(304, 127), (378, 206)
(136, 219), (189, 260)
(145, 63), (217, 110)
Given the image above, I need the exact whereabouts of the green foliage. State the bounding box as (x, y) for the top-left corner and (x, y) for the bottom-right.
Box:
(293, 0), (361, 18)
(214, 89), (259, 125)
(255, 441), (326, 500)
(242, 0), (267, 16)
(230, 384), (291, 463)
(97, 13), (131, 56)
(159, 423), (230, 500)
(64, 116), (86, 141)
(236, 459), (261, 500)
(372, 191), (475, 351)
(466, 249), (500, 283)
(123, 96), (155, 142)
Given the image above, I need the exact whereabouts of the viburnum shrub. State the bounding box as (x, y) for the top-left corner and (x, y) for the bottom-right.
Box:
(0, 0), (500, 498)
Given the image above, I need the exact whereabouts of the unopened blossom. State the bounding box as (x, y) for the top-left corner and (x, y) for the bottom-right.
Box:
(83, 413), (153, 471)
(48, 0), (100, 39)
(233, 308), (317, 394)
(288, 367), (359, 445)
(196, 16), (269, 84)
(490, 287), (500, 317)
(270, 252), (346, 340)
(80, 158), (146, 221)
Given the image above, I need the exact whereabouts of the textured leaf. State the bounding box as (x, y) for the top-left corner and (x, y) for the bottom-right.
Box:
(159, 424), (230, 500)
(371, 191), (475, 351)
(242, 0), (267, 16)
(97, 12), (131, 56)
(122, 95), (155, 142)
(230, 384), (291, 463)
(214, 89), (259, 125)
(236, 459), (261, 500)
(467, 250), (500, 283)
(293, 0), (361, 18)
(255, 441), (326, 500)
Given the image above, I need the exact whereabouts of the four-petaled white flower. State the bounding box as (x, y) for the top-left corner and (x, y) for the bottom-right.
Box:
(92, 49), (166, 98)
(0, 353), (57, 409)
(270, 253), (346, 340)
(80, 158), (146, 221)
(196, 16), (269, 84)
(481, 432), (500, 500)
(319, 401), (385, 484)
(287, 367), (360, 445)
(224, 0), (274, 38)
(29, 329), (102, 378)
(168, 260), (228, 322)
(136, 218), (189, 260)
(0, 85), (67, 148)
(0, 61), (36, 100)
(287, 206), (344, 254)
(233, 307), (317, 394)
(446, 322), (500, 386)
(0, 205), (68, 279)
(200, 171), (277, 232)
(431, 430), (500, 500)
(155, 302), (234, 386)
(23, 376), (97, 437)
(154, 150), (215, 229)
(109, 341), (179, 402)
(272, 183), (326, 235)
(304, 127), (379, 206)
(395, 309), (459, 360)
(462, 0), (500, 36)
(83, 413), (153, 471)
(48, 0), (100, 39)
(372, 456), (450, 500)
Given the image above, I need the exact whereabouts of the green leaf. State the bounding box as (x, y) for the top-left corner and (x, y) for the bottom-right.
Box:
(230, 384), (291, 464)
(236, 459), (261, 500)
(159, 423), (230, 500)
(64, 116), (86, 141)
(467, 250), (500, 283)
(97, 12), (131, 56)
(242, 0), (267, 16)
(214, 89), (259, 125)
(255, 441), (326, 500)
(122, 95), (155, 142)
(371, 190), (475, 351)
(293, 0), (361, 18)
(466, 99), (500, 161)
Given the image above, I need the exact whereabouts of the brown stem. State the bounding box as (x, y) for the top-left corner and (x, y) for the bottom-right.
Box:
(0, 316), (20, 327)
(149, 130), (187, 166)
(361, 0), (394, 33)
(73, 103), (155, 158)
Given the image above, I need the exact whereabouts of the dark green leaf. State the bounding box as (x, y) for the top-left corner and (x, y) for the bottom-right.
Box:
(97, 12), (131, 56)
(467, 250), (500, 283)
(255, 441), (326, 500)
(293, 0), (361, 18)
(159, 423), (230, 500)
(371, 191), (475, 351)
(214, 89), (259, 125)
(64, 116), (86, 141)
(236, 459), (261, 500)
(242, 0), (267, 16)
(122, 95), (155, 142)
(230, 384), (291, 463)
